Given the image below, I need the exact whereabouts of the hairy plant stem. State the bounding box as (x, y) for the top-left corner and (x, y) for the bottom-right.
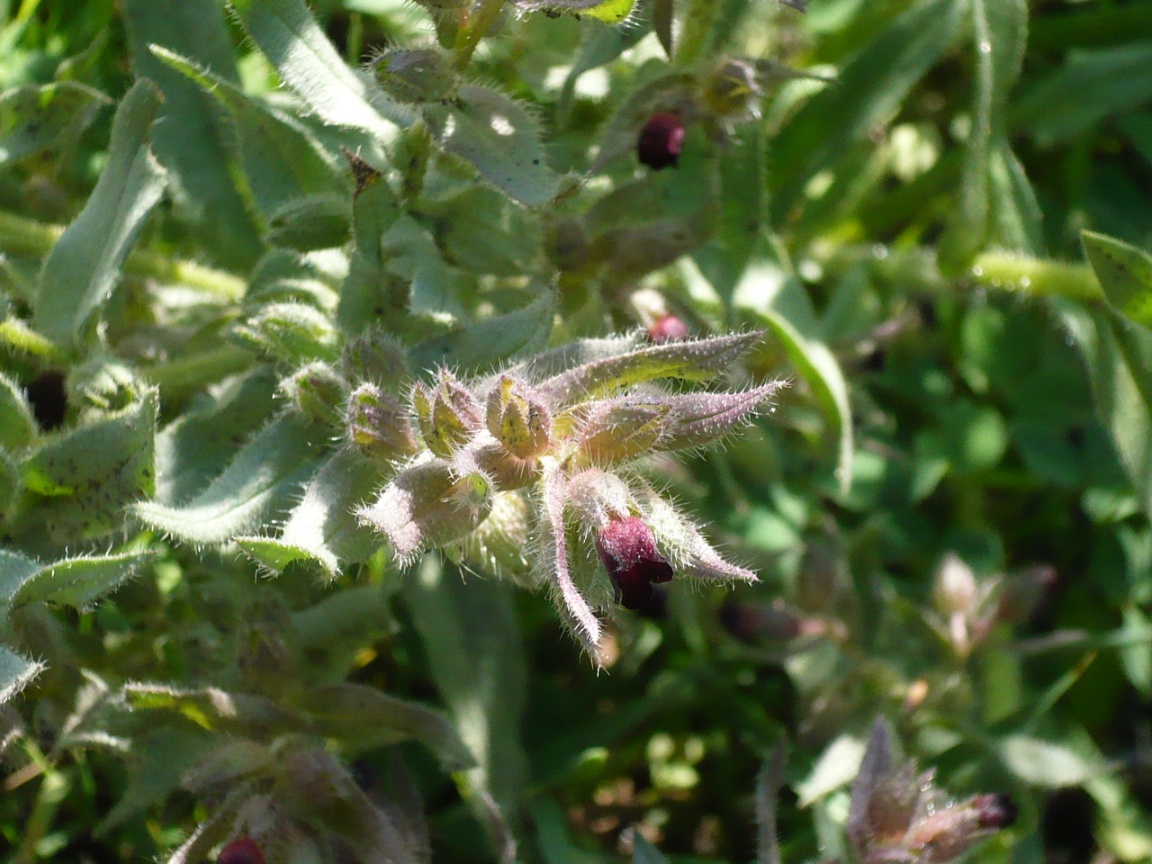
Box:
(818, 244), (1104, 303)
(0, 210), (246, 301)
(142, 345), (253, 399)
(971, 252), (1103, 302)
(453, 0), (505, 71)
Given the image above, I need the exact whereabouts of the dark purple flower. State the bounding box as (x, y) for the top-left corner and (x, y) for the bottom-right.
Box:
(595, 516), (674, 609)
(637, 112), (685, 170)
(218, 837), (265, 864)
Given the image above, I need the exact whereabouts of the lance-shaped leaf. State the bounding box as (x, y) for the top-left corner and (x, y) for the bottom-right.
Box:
(135, 413), (324, 545)
(539, 331), (762, 407)
(231, 0), (411, 159)
(231, 301), (341, 364)
(34, 80), (167, 347)
(122, 683), (306, 734)
(572, 399), (670, 466)
(0, 643), (43, 705)
(540, 462), (604, 660)
(238, 449), (380, 578)
(152, 368), (278, 506)
(937, 0), (1027, 268)
(769, 0), (961, 222)
(289, 683), (475, 769)
(407, 290), (555, 376)
(422, 84), (560, 207)
(634, 482), (756, 584)
(151, 46), (353, 222)
(1083, 230), (1152, 331)
(657, 381), (787, 452)
(405, 557), (530, 859)
(357, 457), (491, 563)
(123, 0), (263, 271)
(0, 81), (111, 167)
(0, 373), (37, 452)
(0, 548), (153, 619)
(22, 390), (158, 543)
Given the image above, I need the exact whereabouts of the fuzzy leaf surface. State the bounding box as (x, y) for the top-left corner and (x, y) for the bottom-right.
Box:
(33, 80), (166, 347)
(423, 84), (560, 207)
(135, 413), (324, 544)
(123, 0), (263, 270)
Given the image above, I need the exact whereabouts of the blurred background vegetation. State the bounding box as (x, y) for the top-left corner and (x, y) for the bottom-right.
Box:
(1, 0), (1152, 863)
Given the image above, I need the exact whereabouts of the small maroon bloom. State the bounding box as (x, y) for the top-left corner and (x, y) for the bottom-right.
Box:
(218, 837), (265, 864)
(647, 314), (689, 343)
(637, 112), (685, 170)
(972, 793), (1018, 830)
(595, 516), (674, 609)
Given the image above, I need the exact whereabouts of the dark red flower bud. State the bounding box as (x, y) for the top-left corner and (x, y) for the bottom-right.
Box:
(973, 793), (1017, 830)
(647, 314), (689, 343)
(637, 112), (685, 171)
(595, 516), (674, 609)
(218, 837), (265, 864)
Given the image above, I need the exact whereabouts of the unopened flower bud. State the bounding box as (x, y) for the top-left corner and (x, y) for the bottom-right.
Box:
(576, 399), (669, 466)
(412, 371), (482, 457)
(637, 112), (685, 170)
(905, 794), (1011, 863)
(595, 516), (673, 610)
(648, 314), (689, 343)
(347, 383), (417, 462)
(281, 361), (347, 425)
(342, 328), (408, 391)
(703, 59), (761, 119)
(486, 375), (551, 459)
(933, 553), (977, 619)
(218, 836), (265, 864)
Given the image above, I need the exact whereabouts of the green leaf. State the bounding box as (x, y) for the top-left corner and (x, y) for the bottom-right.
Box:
(290, 682), (476, 769)
(1083, 231), (1152, 330)
(150, 46), (353, 223)
(408, 290), (555, 375)
(33, 80), (167, 348)
(230, 301), (341, 364)
(770, 0), (962, 222)
(938, 0), (1027, 268)
(422, 84), (561, 207)
(21, 390), (158, 543)
(152, 368), (279, 506)
(997, 733), (1102, 787)
(1013, 41), (1152, 144)
(0, 548), (152, 617)
(1061, 303), (1152, 518)
(230, 0), (411, 161)
(734, 266), (854, 493)
(0, 372), (36, 451)
(122, 0), (263, 271)
(0, 81), (111, 167)
(135, 413), (325, 545)
(405, 558), (529, 859)
(0, 642), (43, 705)
(238, 449), (380, 578)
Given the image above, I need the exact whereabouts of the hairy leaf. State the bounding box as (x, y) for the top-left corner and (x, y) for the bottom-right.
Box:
(33, 81), (167, 347)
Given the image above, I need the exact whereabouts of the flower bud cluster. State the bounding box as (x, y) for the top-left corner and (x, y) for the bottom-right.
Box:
(849, 720), (1016, 864)
(352, 331), (786, 661)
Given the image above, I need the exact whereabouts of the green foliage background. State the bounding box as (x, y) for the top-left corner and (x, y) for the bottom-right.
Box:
(1, 0), (1152, 862)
